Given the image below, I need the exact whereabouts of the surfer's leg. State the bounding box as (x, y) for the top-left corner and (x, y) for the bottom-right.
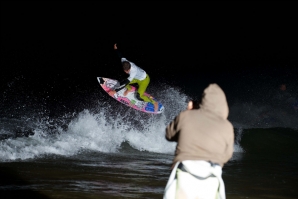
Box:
(138, 75), (158, 111)
(124, 80), (137, 96)
(124, 85), (132, 96)
(137, 75), (151, 102)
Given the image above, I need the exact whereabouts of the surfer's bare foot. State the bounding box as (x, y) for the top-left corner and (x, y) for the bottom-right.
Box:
(124, 89), (132, 96)
(154, 102), (158, 112)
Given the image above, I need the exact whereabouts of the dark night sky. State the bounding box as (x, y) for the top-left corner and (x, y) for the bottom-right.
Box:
(1, 1), (297, 101)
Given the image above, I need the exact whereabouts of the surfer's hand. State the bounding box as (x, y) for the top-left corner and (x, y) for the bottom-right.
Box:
(114, 43), (117, 50)
(108, 90), (116, 96)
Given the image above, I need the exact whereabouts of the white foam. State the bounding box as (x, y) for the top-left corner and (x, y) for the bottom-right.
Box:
(0, 83), (252, 162)
(0, 84), (188, 161)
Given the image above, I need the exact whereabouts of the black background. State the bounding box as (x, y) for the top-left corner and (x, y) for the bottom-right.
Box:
(1, 1), (297, 104)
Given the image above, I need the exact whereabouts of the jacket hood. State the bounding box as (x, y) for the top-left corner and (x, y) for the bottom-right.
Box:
(200, 84), (229, 119)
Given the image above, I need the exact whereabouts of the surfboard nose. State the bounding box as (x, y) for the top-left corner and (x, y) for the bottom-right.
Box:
(97, 77), (104, 84)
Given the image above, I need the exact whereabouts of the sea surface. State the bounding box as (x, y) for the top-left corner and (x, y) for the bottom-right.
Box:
(1, 68), (298, 199)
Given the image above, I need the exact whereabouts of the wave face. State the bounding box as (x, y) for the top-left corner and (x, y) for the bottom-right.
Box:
(0, 79), (190, 161)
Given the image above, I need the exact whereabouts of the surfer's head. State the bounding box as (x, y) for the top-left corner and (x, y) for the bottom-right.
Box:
(123, 61), (131, 74)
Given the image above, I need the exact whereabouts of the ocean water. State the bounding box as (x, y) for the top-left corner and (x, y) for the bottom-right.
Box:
(1, 73), (298, 199)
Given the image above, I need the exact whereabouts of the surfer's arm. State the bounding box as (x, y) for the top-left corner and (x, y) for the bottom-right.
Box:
(114, 43), (124, 59)
(115, 66), (135, 92)
(115, 49), (124, 59)
(114, 79), (130, 92)
(113, 44), (132, 63)
(115, 48), (130, 64)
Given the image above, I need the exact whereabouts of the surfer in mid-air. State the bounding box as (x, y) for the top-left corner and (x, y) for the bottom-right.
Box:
(109, 43), (158, 112)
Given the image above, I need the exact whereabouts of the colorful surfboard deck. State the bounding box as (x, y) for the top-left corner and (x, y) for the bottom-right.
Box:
(97, 77), (164, 114)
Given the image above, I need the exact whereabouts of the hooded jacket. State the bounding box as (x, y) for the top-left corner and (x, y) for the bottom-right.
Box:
(166, 83), (234, 167)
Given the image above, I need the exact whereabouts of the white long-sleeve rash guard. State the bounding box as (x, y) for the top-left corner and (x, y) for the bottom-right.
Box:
(113, 48), (147, 92)
(121, 58), (147, 81)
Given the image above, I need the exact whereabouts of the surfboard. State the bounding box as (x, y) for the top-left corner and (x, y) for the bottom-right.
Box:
(97, 77), (164, 114)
